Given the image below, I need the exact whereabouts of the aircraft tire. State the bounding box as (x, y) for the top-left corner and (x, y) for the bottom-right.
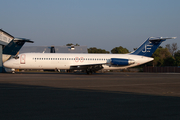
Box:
(86, 70), (92, 75)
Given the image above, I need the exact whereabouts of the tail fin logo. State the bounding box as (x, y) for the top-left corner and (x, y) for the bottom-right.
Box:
(142, 44), (153, 53)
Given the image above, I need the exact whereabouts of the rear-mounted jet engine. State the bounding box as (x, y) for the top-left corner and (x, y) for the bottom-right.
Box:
(111, 58), (135, 66)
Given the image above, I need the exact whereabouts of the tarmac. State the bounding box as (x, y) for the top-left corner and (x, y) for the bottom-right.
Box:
(0, 72), (180, 120)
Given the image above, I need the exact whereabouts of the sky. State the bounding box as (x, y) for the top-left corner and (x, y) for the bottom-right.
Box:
(1, 0), (180, 52)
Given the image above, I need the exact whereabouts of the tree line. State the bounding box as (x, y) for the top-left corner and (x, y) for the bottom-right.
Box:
(149, 43), (180, 66)
(67, 43), (180, 66)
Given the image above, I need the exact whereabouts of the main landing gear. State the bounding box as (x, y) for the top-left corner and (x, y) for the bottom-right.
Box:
(86, 70), (93, 75)
(86, 65), (103, 75)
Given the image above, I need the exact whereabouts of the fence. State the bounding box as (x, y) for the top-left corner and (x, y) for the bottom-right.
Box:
(143, 66), (180, 73)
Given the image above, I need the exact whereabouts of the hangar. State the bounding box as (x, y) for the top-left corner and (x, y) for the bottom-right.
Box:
(19, 45), (88, 54)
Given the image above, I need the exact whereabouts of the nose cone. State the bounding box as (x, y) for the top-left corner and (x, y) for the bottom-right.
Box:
(3, 60), (13, 68)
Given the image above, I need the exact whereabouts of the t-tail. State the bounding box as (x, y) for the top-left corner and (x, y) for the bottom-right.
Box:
(2, 38), (34, 63)
(3, 38), (34, 55)
(131, 37), (176, 57)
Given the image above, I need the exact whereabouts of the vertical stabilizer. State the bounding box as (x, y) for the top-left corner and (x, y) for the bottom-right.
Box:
(3, 38), (33, 55)
(131, 37), (176, 57)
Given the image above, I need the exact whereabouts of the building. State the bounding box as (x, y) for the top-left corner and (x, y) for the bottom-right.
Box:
(19, 45), (88, 53)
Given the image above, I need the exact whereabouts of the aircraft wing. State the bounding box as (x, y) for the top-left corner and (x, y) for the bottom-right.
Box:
(70, 63), (106, 71)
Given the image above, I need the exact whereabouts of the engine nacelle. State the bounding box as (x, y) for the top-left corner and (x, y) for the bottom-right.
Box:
(111, 58), (135, 66)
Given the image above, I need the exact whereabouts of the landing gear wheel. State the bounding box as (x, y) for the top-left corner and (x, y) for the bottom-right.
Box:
(12, 69), (15, 74)
(86, 70), (92, 75)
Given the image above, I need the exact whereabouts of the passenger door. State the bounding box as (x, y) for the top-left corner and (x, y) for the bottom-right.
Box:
(20, 54), (26, 64)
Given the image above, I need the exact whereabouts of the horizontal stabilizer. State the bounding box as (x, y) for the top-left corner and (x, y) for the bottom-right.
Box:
(13, 38), (34, 43)
(149, 37), (176, 41)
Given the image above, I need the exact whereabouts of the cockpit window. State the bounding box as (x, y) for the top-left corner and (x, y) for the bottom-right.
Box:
(13, 55), (19, 59)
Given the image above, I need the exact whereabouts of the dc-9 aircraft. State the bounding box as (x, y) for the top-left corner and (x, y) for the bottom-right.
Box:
(3, 37), (176, 74)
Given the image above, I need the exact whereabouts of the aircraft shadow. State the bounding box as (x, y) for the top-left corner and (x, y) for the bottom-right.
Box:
(5, 71), (107, 75)
(0, 83), (180, 120)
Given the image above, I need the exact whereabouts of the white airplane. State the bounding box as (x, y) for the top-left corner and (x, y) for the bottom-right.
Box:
(3, 37), (176, 74)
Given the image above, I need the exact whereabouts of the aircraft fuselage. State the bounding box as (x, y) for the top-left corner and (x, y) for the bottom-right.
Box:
(3, 53), (153, 70)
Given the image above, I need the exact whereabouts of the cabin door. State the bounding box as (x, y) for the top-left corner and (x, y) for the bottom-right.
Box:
(20, 54), (26, 64)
